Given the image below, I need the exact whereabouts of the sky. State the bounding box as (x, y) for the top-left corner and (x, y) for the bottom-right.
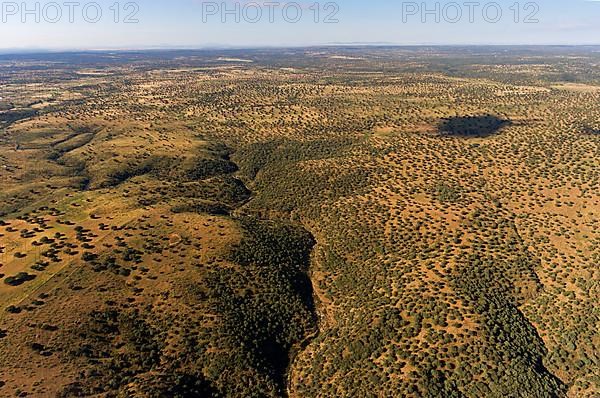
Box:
(0, 0), (599, 50)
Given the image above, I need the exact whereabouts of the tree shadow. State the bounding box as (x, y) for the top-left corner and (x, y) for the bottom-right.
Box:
(582, 127), (600, 135)
(438, 115), (511, 137)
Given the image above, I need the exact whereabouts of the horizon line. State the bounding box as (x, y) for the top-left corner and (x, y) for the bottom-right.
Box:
(1, 43), (600, 56)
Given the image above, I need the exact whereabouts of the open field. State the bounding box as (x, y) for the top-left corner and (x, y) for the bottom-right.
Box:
(0, 47), (599, 397)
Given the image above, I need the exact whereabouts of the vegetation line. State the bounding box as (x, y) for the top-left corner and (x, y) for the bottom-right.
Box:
(284, 231), (322, 398)
(230, 156), (321, 398)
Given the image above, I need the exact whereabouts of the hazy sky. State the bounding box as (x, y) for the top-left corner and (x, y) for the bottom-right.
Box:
(1, 0), (599, 50)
